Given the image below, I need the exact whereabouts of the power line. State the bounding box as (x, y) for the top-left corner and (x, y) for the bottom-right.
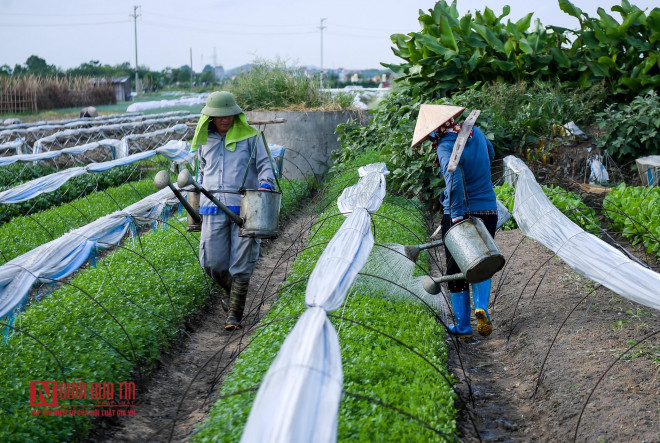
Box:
(326, 30), (390, 39)
(142, 20), (317, 36)
(1, 12), (125, 17)
(148, 12), (314, 28)
(0, 20), (130, 27)
(332, 23), (398, 32)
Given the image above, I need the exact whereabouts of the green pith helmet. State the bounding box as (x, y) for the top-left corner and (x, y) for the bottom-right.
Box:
(201, 91), (242, 117)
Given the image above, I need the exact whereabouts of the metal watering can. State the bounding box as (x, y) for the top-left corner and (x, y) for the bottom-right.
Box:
(175, 169), (282, 240)
(239, 188), (281, 239)
(443, 217), (505, 283)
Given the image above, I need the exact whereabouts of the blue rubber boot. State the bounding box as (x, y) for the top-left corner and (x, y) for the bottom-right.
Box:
(447, 291), (473, 337)
(472, 279), (492, 336)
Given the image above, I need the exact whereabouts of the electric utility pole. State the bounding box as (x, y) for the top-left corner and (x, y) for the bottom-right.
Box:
(131, 5), (141, 95)
(190, 48), (194, 91)
(319, 18), (326, 89)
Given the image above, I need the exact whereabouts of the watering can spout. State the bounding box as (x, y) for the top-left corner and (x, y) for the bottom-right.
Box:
(176, 169), (243, 227)
(403, 239), (445, 262)
(154, 170), (201, 224)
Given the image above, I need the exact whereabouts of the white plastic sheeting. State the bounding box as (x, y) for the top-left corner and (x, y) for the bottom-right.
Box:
(0, 139), (26, 156)
(126, 94), (209, 112)
(0, 111), (188, 142)
(241, 165), (387, 443)
(118, 123), (191, 157)
(0, 187), (178, 319)
(504, 155), (660, 311)
(31, 114), (196, 154)
(0, 141), (192, 204)
(0, 112), (144, 131)
(0, 140), (121, 166)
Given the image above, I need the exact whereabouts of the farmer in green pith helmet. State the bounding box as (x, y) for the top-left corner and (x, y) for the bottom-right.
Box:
(190, 91), (275, 331)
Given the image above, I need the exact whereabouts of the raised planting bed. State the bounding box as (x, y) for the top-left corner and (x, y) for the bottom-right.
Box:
(603, 184), (660, 258)
(192, 153), (457, 442)
(495, 182), (600, 233)
(0, 177), (157, 264)
(0, 163), (151, 225)
(0, 178), (311, 441)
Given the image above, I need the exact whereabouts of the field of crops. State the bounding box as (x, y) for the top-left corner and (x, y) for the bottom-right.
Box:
(0, 0), (658, 441)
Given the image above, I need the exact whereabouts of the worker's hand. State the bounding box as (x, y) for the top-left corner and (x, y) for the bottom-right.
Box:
(258, 184), (274, 192)
(451, 216), (465, 225)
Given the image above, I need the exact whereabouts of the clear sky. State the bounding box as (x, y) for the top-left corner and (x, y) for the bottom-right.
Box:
(1, 0), (657, 72)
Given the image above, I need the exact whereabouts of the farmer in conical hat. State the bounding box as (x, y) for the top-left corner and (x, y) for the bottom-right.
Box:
(412, 104), (498, 338)
(191, 91), (275, 331)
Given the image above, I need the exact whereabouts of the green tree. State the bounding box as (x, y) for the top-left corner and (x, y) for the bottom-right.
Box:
(25, 55), (59, 75)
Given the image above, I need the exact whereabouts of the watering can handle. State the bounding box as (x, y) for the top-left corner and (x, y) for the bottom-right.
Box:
(261, 133), (282, 193)
(446, 109), (480, 173)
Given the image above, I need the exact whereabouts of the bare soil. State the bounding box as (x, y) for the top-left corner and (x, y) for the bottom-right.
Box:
(89, 209), (317, 442)
(433, 228), (660, 442)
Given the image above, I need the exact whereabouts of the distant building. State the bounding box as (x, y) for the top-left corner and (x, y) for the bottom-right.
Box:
(112, 76), (131, 102)
(92, 76), (131, 102)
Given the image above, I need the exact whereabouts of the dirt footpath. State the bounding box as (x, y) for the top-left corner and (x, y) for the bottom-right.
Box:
(91, 210), (316, 442)
(436, 228), (660, 442)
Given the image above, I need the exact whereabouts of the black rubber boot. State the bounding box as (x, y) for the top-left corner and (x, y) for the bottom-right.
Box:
(225, 278), (249, 331)
(218, 271), (233, 313)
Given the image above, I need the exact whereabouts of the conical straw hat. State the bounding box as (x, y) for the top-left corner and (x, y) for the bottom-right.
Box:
(411, 104), (466, 148)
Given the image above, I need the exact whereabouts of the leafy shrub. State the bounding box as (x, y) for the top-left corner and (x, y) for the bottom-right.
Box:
(595, 91), (660, 164)
(333, 78), (606, 207)
(227, 58), (351, 111)
(384, 1), (567, 98)
(385, 0), (659, 100)
(603, 183), (660, 256)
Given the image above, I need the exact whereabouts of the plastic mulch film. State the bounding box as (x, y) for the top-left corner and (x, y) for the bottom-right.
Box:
(118, 123), (192, 157)
(0, 140), (121, 166)
(127, 94), (209, 112)
(0, 139), (27, 156)
(240, 164), (387, 442)
(0, 140), (193, 204)
(337, 171), (386, 214)
(0, 187), (178, 319)
(504, 155), (660, 311)
(31, 114), (196, 154)
(0, 111), (190, 145)
(0, 111), (144, 131)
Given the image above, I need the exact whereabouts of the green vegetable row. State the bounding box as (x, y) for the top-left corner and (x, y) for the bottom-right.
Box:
(0, 164), (152, 225)
(0, 178), (311, 441)
(603, 184), (660, 257)
(0, 162), (58, 188)
(193, 152), (457, 442)
(494, 182), (600, 233)
(0, 177), (157, 265)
